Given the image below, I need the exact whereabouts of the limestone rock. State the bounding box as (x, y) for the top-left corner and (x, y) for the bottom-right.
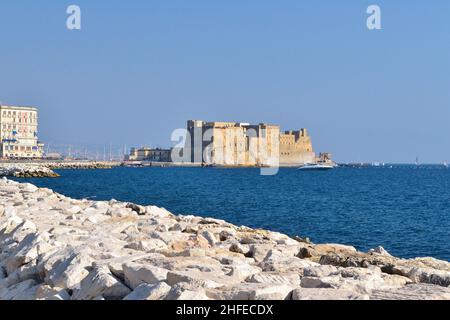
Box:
(123, 282), (171, 300)
(260, 249), (319, 273)
(124, 239), (167, 252)
(407, 267), (450, 287)
(246, 272), (300, 286)
(72, 265), (131, 300)
(4, 232), (53, 274)
(66, 205), (82, 215)
(125, 203), (146, 215)
(165, 283), (210, 300)
(166, 270), (223, 289)
(40, 246), (94, 289)
(226, 263), (261, 281)
(368, 246), (392, 257)
(0, 263), (40, 288)
(371, 284), (450, 300)
(122, 262), (169, 289)
(292, 288), (369, 300)
(219, 229), (236, 241)
(206, 283), (294, 300)
(34, 284), (70, 300)
(229, 242), (247, 255)
(303, 265), (339, 278)
(0, 279), (38, 300)
(201, 230), (217, 246)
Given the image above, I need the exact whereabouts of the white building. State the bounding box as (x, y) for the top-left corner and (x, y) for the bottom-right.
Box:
(0, 105), (44, 159)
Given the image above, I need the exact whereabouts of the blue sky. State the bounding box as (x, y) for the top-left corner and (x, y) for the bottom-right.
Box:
(0, 1), (449, 163)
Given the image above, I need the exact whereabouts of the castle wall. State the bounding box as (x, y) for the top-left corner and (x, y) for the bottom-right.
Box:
(186, 120), (317, 167)
(279, 129), (316, 166)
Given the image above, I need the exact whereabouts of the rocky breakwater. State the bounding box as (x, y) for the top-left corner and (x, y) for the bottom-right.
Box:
(0, 164), (59, 178)
(46, 161), (121, 170)
(0, 178), (449, 300)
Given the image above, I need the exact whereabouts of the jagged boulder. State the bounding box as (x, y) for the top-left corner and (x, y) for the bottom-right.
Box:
(72, 265), (131, 300)
(123, 282), (171, 300)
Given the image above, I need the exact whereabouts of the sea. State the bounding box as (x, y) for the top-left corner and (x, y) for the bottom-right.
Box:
(13, 165), (450, 261)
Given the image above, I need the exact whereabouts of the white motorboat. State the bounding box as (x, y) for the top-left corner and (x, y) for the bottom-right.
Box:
(298, 163), (334, 170)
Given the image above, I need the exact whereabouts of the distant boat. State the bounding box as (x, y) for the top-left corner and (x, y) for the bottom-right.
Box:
(298, 163), (334, 171)
(444, 161), (448, 168)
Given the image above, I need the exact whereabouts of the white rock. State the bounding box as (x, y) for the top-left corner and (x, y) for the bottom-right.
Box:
(72, 265), (131, 300)
(260, 249), (319, 273)
(200, 230), (217, 246)
(66, 205), (82, 215)
(219, 229), (236, 241)
(0, 263), (39, 288)
(34, 284), (70, 300)
(106, 207), (133, 217)
(0, 279), (38, 300)
(122, 262), (169, 289)
(247, 244), (273, 262)
(166, 270), (223, 289)
(303, 265), (339, 278)
(407, 267), (450, 287)
(40, 246), (94, 289)
(226, 263), (261, 281)
(45, 290), (71, 300)
(246, 272), (300, 286)
(371, 284), (450, 300)
(124, 239), (167, 252)
(21, 183), (39, 193)
(165, 283), (209, 300)
(146, 206), (173, 218)
(206, 283), (294, 300)
(229, 242), (247, 255)
(292, 288), (369, 300)
(0, 218), (35, 245)
(123, 282), (171, 300)
(4, 232), (53, 274)
(368, 246), (392, 256)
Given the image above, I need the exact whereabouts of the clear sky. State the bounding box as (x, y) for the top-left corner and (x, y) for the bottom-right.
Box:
(0, 1), (449, 163)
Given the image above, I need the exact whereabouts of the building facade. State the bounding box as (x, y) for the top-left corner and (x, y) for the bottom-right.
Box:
(126, 147), (171, 162)
(0, 105), (44, 159)
(184, 120), (280, 166)
(183, 120), (317, 166)
(279, 129), (315, 166)
(126, 120), (325, 166)
(184, 120), (315, 166)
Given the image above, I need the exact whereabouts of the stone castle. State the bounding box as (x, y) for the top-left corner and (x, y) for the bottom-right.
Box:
(184, 120), (324, 166)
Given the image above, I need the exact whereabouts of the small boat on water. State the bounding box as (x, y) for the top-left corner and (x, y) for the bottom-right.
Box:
(298, 163), (334, 171)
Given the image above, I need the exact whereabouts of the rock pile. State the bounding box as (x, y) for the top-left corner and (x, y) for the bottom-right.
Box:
(0, 165), (59, 178)
(47, 162), (120, 170)
(0, 178), (449, 300)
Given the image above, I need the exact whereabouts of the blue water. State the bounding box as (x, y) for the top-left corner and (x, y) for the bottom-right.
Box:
(13, 166), (450, 261)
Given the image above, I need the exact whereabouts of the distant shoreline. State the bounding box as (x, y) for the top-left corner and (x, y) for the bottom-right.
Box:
(0, 159), (448, 170)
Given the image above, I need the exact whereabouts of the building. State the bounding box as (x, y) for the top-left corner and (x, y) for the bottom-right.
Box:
(183, 120), (316, 166)
(279, 129), (316, 166)
(183, 120), (319, 166)
(126, 120), (329, 166)
(126, 147), (171, 162)
(0, 105), (44, 159)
